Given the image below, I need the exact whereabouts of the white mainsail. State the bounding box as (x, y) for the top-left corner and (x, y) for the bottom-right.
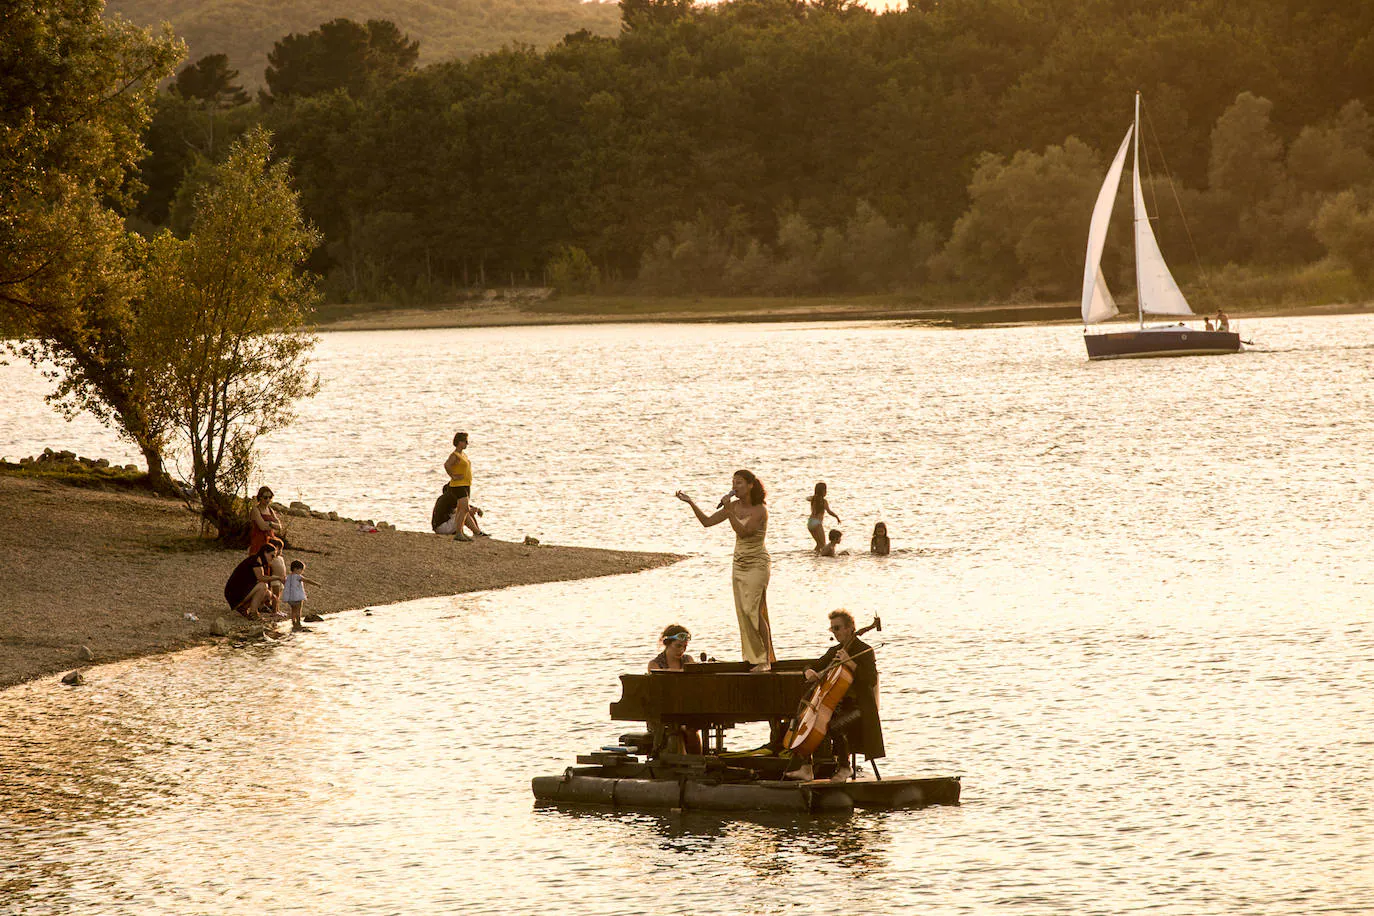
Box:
(1081, 126), (1133, 325)
(1131, 148), (1193, 317)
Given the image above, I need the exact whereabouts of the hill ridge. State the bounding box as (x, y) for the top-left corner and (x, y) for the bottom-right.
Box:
(106, 0), (623, 87)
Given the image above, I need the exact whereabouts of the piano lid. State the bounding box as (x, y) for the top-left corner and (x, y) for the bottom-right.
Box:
(609, 661), (810, 725)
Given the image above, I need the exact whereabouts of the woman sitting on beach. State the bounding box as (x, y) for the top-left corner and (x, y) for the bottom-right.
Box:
(870, 522), (890, 556)
(247, 486), (282, 554)
(647, 625), (702, 754)
(676, 470), (775, 671)
(224, 541), (284, 620)
(807, 482), (841, 551)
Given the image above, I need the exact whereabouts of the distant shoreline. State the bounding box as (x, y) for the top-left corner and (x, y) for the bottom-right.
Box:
(312, 295), (1374, 332)
(0, 474), (681, 690)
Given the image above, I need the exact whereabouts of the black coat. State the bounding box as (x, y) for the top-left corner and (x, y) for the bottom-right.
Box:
(817, 637), (885, 759)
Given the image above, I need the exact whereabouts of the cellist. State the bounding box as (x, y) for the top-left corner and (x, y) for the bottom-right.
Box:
(784, 610), (885, 782)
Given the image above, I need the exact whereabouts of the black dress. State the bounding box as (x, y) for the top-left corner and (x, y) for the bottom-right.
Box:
(224, 553), (268, 613)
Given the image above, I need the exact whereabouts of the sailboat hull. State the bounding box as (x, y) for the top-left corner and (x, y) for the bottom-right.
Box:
(1084, 329), (1241, 360)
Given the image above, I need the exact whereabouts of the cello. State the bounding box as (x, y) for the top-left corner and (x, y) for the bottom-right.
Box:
(785, 615), (880, 757)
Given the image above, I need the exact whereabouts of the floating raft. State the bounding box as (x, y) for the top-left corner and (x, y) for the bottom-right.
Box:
(533, 765), (961, 814)
(533, 660), (963, 814)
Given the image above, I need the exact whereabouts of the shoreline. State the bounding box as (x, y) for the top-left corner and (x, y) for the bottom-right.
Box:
(0, 474), (681, 690)
(312, 295), (1374, 333)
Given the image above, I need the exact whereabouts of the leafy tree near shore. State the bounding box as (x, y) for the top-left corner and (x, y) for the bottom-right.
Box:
(0, 0), (182, 485)
(1313, 191), (1374, 282)
(136, 129), (321, 541)
(936, 139), (1105, 297)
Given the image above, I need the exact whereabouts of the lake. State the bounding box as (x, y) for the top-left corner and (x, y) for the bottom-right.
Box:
(1, 317), (1371, 914)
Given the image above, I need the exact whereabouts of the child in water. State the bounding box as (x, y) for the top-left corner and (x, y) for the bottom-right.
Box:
(871, 522), (890, 556)
(819, 529), (845, 557)
(281, 559), (321, 632)
(807, 482), (841, 551)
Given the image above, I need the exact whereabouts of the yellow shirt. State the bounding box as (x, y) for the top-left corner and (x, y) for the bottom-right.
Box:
(447, 449), (471, 487)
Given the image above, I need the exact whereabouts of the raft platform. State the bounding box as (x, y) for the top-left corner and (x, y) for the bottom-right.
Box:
(533, 762), (960, 813)
(532, 659), (963, 814)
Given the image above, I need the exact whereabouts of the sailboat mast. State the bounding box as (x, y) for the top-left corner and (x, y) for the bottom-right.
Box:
(1132, 91), (1143, 329)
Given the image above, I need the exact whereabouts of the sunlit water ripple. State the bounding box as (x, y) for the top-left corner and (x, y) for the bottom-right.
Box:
(1, 317), (1371, 914)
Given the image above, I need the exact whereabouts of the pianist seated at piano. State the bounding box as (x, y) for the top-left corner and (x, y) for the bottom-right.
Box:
(647, 624), (695, 672)
(647, 625), (703, 754)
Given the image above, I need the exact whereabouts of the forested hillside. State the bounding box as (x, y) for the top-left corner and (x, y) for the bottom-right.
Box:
(106, 0), (621, 86)
(129, 0), (1374, 306)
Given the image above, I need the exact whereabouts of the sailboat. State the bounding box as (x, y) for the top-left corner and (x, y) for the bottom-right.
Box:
(1081, 93), (1241, 360)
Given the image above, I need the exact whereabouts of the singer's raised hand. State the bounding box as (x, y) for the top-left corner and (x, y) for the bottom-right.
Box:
(674, 490), (693, 503)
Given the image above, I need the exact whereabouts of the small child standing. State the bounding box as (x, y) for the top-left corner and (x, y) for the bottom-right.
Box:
(282, 559), (321, 632)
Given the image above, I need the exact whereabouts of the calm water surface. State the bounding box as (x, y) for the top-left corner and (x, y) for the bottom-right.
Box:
(2, 318), (1372, 914)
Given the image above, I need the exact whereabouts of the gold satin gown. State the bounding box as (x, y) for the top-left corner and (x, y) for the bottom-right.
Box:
(731, 525), (775, 665)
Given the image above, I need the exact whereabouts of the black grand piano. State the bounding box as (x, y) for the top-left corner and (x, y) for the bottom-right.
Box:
(610, 659), (810, 735)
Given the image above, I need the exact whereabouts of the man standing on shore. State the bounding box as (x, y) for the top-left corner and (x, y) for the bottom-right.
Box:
(442, 432), (473, 542)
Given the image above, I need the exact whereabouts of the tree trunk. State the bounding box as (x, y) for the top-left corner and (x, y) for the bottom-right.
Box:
(202, 486), (249, 546)
(139, 443), (176, 495)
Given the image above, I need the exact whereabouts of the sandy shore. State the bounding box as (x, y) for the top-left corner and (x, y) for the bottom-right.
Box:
(0, 475), (680, 689)
(314, 295), (1374, 332)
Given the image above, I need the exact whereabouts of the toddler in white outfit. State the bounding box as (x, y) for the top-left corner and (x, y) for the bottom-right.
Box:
(282, 559), (320, 631)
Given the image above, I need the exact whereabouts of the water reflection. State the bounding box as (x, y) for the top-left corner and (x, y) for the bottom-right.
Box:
(2, 318), (1373, 914)
(535, 803), (890, 878)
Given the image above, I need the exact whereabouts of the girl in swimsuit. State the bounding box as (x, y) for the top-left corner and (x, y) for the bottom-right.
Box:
(808, 482), (841, 551)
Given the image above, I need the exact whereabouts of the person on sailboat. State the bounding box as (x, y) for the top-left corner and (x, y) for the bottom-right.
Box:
(1205, 317), (1215, 331)
(1215, 309), (1230, 332)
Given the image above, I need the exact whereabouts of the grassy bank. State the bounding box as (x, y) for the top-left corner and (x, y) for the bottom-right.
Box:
(313, 294), (1084, 332)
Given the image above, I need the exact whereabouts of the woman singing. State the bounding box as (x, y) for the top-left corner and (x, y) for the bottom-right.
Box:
(676, 469), (776, 671)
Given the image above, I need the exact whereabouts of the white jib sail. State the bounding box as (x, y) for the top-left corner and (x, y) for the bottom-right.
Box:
(1081, 126), (1133, 325)
(1132, 143), (1194, 317)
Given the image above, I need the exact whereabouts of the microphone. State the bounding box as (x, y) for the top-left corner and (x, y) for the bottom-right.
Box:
(716, 492), (732, 508)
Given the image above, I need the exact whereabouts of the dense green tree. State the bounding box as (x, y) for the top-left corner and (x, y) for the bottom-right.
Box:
(134, 93), (259, 228)
(264, 18), (419, 100)
(1, 0), (182, 483)
(938, 138), (1104, 297)
(547, 246), (601, 292)
(1313, 191), (1374, 282)
(120, 0), (1374, 301)
(173, 53), (251, 106)
(620, 0), (694, 32)
(1287, 102), (1374, 195)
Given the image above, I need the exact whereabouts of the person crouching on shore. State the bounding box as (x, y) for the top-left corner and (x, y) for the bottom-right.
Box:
(224, 542), (283, 620)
